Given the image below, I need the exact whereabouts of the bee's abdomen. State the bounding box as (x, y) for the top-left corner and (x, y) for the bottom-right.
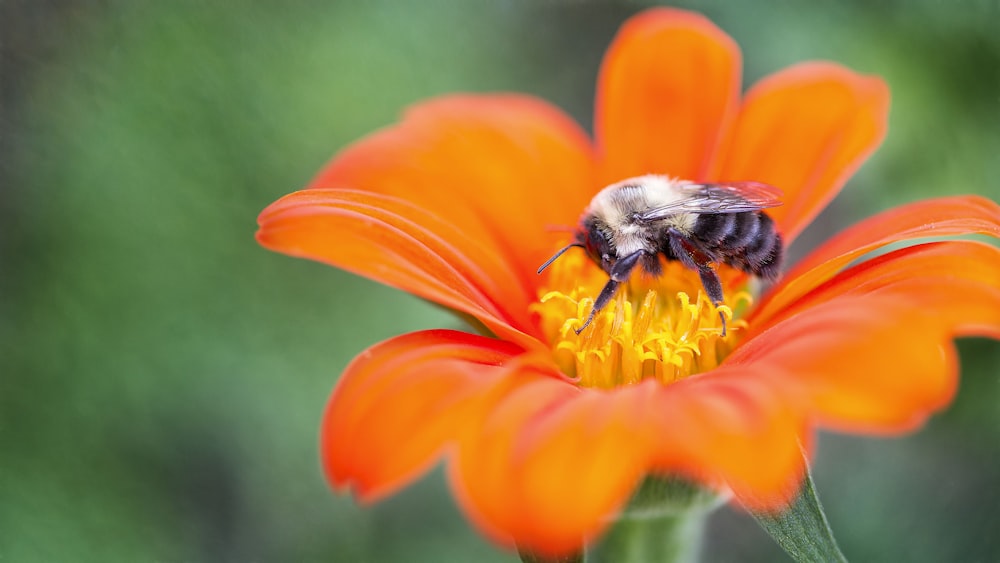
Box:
(694, 212), (783, 280)
(694, 213), (737, 244)
(742, 213), (783, 279)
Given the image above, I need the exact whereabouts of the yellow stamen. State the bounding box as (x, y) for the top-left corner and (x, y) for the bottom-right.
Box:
(531, 251), (751, 389)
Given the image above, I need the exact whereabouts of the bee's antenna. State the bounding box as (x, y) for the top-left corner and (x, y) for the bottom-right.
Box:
(536, 243), (584, 274)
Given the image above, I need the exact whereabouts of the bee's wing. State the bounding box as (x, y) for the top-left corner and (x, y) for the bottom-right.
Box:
(637, 181), (784, 221)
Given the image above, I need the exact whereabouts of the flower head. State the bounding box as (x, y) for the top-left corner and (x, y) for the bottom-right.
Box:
(256, 8), (1000, 557)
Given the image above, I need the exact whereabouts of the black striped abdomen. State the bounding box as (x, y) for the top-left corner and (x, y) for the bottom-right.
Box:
(693, 212), (783, 280)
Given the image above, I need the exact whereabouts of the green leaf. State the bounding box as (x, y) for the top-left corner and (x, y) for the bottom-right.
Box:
(749, 463), (847, 563)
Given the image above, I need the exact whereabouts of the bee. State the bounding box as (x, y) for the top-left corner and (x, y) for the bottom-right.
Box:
(537, 175), (784, 336)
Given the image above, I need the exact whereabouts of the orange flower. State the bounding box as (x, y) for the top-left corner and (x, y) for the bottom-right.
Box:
(256, 8), (1000, 557)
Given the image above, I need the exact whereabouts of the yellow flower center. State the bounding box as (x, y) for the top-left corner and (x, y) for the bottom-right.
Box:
(531, 250), (751, 389)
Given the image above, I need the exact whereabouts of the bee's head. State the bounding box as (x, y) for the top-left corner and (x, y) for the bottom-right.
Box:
(578, 216), (615, 274)
(536, 215), (617, 276)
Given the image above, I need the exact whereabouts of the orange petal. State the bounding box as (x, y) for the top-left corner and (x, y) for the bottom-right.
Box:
(451, 373), (813, 555)
(306, 94), (596, 295)
(749, 195), (1000, 332)
(450, 379), (652, 556)
(730, 296), (968, 434)
(733, 241), (1000, 435)
(257, 188), (541, 347)
(752, 241), (1000, 338)
(322, 330), (524, 503)
(713, 62), (889, 243)
(642, 372), (809, 510)
(595, 8), (741, 183)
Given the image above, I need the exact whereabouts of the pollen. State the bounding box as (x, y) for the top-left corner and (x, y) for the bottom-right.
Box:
(531, 251), (751, 389)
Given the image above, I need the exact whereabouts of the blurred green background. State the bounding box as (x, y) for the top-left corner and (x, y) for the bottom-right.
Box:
(3, 1), (999, 561)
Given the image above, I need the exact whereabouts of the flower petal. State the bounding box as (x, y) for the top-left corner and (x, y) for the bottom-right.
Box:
(643, 372), (809, 510)
(749, 195), (1000, 331)
(713, 62), (889, 243)
(451, 374), (811, 556)
(450, 379), (649, 556)
(306, 94), (596, 295)
(257, 188), (541, 347)
(595, 8), (741, 183)
(751, 241), (1000, 339)
(726, 241), (1000, 476)
(322, 330), (524, 502)
(730, 296), (967, 434)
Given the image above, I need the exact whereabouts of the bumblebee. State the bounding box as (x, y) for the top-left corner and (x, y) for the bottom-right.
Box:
(538, 175), (784, 335)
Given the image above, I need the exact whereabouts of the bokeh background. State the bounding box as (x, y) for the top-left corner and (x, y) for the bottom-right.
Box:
(3, 1), (999, 561)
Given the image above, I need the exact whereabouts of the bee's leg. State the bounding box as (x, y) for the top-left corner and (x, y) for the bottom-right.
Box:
(696, 266), (728, 336)
(576, 278), (619, 334)
(576, 250), (645, 334)
(610, 250), (645, 282)
(666, 230), (702, 272)
(667, 230), (728, 336)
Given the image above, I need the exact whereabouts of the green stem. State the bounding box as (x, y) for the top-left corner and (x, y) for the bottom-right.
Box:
(517, 477), (723, 563)
(586, 477), (723, 563)
(586, 506), (708, 563)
